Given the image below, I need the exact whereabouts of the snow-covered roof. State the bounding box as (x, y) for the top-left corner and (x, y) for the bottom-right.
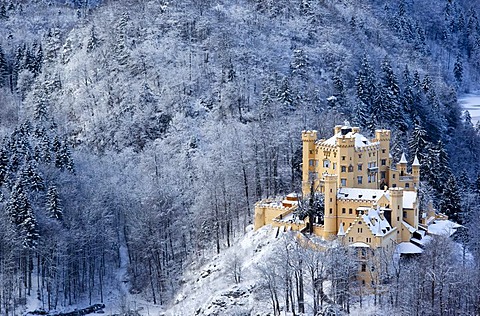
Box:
(396, 242), (423, 254)
(362, 208), (392, 237)
(337, 188), (417, 209)
(428, 220), (462, 237)
(399, 153), (407, 164)
(402, 221), (416, 233)
(321, 131), (378, 149)
(338, 188), (386, 201)
(413, 155), (420, 166)
(350, 242), (370, 248)
(402, 191), (417, 209)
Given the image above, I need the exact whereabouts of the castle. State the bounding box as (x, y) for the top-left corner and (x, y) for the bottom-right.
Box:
(254, 123), (427, 254)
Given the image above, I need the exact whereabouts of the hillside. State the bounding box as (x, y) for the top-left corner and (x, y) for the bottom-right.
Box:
(0, 0), (480, 314)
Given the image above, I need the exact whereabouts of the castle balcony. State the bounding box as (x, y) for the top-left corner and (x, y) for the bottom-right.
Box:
(368, 166), (378, 172)
(399, 176), (413, 181)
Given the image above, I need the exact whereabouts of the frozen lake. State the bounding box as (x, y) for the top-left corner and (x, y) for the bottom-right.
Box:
(458, 93), (480, 125)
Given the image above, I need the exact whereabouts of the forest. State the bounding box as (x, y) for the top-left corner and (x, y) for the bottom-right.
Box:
(0, 0), (480, 315)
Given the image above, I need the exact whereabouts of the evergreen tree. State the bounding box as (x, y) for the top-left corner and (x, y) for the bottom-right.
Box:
(0, 45), (8, 87)
(0, 147), (8, 186)
(5, 184), (39, 249)
(380, 56), (407, 131)
(454, 54), (463, 83)
(46, 185), (62, 221)
(355, 55), (376, 131)
(439, 175), (462, 224)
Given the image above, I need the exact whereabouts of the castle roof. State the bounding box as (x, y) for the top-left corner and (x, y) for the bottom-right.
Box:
(413, 155), (420, 166)
(321, 131), (378, 148)
(362, 207), (392, 237)
(337, 188), (417, 209)
(399, 152), (407, 164)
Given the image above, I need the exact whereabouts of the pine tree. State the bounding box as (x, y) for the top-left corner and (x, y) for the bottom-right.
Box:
(380, 56), (407, 131)
(439, 175), (462, 224)
(454, 54), (463, 83)
(46, 185), (62, 221)
(0, 45), (8, 87)
(0, 147), (8, 186)
(6, 184), (39, 249)
(87, 26), (99, 53)
(355, 55), (376, 131)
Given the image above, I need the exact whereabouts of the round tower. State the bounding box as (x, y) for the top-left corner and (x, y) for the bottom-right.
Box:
(323, 174), (338, 239)
(302, 130), (318, 196)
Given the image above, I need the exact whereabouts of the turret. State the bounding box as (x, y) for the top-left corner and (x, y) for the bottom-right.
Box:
(302, 130), (318, 196)
(397, 152), (408, 176)
(412, 155), (420, 188)
(389, 187), (404, 243)
(323, 174), (338, 239)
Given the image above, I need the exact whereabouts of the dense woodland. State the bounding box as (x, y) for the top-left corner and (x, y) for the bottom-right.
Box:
(1, 0), (480, 314)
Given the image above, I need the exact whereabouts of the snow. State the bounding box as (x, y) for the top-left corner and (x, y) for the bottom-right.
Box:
(402, 220), (416, 234)
(322, 131), (378, 149)
(338, 187), (387, 201)
(412, 155), (420, 166)
(399, 152), (407, 163)
(459, 93), (480, 124)
(427, 220), (462, 237)
(350, 242), (370, 248)
(362, 208), (392, 237)
(396, 242), (423, 254)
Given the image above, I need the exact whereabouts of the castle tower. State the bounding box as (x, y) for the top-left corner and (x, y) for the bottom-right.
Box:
(397, 153), (408, 176)
(336, 127), (355, 188)
(323, 174), (338, 239)
(302, 130), (318, 196)
(375, 129), (391, 188)
(389, 187), (404, 243)
(412, 155), (420, 188)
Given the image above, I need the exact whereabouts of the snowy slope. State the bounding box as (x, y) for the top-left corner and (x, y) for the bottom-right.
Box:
(165, 225), (280, 316)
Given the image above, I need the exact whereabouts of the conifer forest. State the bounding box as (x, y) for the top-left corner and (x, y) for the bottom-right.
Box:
(0, 0), (480, 315)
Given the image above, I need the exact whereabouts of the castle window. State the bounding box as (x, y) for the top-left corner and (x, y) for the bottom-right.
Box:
(323, 159), (330, 168)
(342, 156), (346, 161)
(373, 152), (375, 156)
(358, 228), (363, 233)
(361, 264), (366, 272)
(329, 208), (333, 214)
(405, 183), (410, 188)
(330, 198), (333, 202)
(380, 171), (386, 179)
(358, 164), (363, 171)
(369, 153), (371, 157)
(392, 183), (397, 188)
(359, 154), (362, 159)
(348, 237), (354, 242)
(349, 208), (353, 214)
(333, 163), (337, 170)
(393, 174), (396, 179)
(381, 159), (386, 166)
(330, 188), (333, 193)
(309, 172), (318, 182)
(357, 176), (363, 184)
(341, 178), (347, 186)
(341, 166), (346, 172)
(382, 149), (386, 154)
(342, 208), (346, 214)
(348, 165), (354, 172)
(403, 211), (407, 218)
(309, 159), (317, 166)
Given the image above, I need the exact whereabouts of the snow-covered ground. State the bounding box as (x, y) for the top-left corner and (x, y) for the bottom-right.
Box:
(458, 93), (480, 124)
